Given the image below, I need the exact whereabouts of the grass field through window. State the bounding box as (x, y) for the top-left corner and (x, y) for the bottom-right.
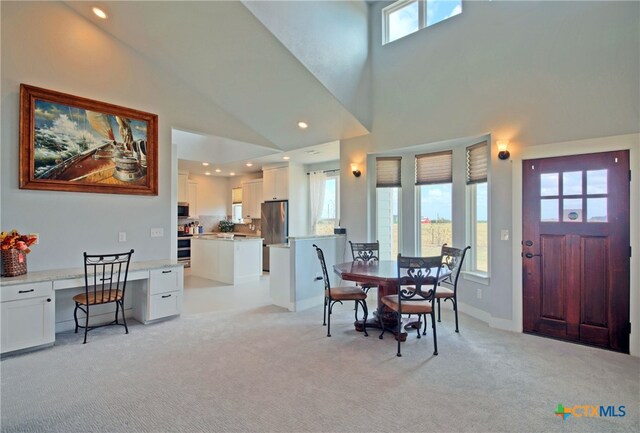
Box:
(391, 222), (487, 271)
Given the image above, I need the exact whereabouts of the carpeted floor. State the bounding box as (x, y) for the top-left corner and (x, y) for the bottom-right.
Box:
(1, 301), (638, 432)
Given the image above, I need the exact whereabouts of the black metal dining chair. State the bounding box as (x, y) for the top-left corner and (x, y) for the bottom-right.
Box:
(73, 249), (134, 344)
(435, 245), (470, 333)
(349, 240), (379, 316)
(313, 244), (368, 337)
(380, 254), (443, 357)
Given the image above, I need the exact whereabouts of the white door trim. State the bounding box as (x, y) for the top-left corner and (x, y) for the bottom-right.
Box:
(511, 133), (640, 356)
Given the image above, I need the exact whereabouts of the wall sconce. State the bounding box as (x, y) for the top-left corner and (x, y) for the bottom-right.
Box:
(351, 163), (361, 177)
(497, 140), (510, 160)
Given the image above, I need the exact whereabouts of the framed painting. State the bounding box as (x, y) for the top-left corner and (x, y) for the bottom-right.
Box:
(19, 84), (158, 195)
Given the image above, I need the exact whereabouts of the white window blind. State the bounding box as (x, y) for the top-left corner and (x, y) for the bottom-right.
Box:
(232, 188), (242, 204)
(415, 150), (452, 185)
(466, 142), (488, 185)
(376, 157), (402, 188)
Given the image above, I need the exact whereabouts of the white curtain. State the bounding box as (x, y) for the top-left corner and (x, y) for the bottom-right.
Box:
(309, 171), (327, 234)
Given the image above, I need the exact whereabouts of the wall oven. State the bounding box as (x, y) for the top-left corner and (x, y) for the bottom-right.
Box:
(177, 235), (191, 268)
(177, 202), (189, 218)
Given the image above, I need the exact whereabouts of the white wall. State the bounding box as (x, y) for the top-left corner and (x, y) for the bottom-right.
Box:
(340, 1), (639, 329)
(370, 1), (639, 148)
(243, 0), (371, 128)
(305, 161), (340, 174)
(0, 2), (266, 270)
(287, 162), (309, 237)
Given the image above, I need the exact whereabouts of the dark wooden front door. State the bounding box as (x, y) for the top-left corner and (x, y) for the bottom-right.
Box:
(522, 150), (630, 353)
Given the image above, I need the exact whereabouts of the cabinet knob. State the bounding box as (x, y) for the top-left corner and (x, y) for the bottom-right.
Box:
(162, 270), (172, 274)
(47, 298), (52, 302)
(162, 294), (172, 299)
(18, 289), (34, 294)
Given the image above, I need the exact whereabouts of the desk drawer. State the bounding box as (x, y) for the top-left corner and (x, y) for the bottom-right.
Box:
(148, 291), (181, 320)
(149, 268), (180, 295)
(1, 281), (53, 303)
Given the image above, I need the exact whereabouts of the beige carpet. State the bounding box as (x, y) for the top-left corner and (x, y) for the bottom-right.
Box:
(1, 304), (638, 433)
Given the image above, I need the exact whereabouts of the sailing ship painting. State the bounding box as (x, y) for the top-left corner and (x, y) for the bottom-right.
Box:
(20, 84), (158, 195)
(34, 101), (148, 184)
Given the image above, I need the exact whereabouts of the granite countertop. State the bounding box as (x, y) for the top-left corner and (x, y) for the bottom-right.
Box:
(196, 232), (261, 237)
(268, 243), (290, 248)
(287, 234), (346, 240)
(192, 235), (263, 242)
(0, 259), (183, 287)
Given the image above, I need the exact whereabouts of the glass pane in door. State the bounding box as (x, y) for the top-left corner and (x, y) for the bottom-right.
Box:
(563, 171), (583, 195)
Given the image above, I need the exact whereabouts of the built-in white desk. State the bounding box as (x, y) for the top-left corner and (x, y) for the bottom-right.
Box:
(0, 260), (184, 356)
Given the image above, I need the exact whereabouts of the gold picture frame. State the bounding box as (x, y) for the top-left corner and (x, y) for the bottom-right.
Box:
(19, 84), (158, 195)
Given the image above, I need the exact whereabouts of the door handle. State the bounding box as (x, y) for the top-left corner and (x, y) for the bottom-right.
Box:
(524, 253), (542, 259)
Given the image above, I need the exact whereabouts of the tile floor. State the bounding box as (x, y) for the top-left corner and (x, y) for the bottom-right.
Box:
(182, 269), (379, 315)
(182, 269), (276, 314)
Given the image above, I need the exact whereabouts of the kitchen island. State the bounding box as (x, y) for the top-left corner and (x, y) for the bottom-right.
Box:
(190, 235), (263, 284)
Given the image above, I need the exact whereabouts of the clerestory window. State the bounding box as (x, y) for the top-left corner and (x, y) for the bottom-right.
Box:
(382, 0), (462, 45)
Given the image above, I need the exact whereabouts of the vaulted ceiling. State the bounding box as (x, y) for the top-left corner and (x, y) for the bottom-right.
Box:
(65, 1), (371, 157)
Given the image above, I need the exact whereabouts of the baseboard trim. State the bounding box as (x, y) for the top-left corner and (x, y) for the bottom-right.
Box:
(294, 295), (324, 312)
(457, 302), (518, 332)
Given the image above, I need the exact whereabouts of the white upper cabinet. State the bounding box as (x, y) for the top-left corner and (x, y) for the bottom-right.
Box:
(263, 166), (289, 201)
(188, 181), (198, 217)
(242, 180), (263, 219)
(178, 173), (188, 202)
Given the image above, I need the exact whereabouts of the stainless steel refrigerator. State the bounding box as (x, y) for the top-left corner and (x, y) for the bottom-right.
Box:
(261, 200), (288, 271)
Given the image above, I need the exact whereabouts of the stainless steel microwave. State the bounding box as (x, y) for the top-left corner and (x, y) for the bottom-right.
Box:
(177, 202), (189, 217)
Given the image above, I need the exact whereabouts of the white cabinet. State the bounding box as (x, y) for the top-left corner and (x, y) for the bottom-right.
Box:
(178, 174), (197, 217)
(178, 173), (188, 202)
(191, 238), (262, 284)
(251, 181), (262, 218)
(1, 282), (55, 354)
(242, 183), (252, 218)
(133, 266), (183, 324)
(242, 180), (263, 219)
(188, 181), (198, 217)
(263, 166), (288, 201)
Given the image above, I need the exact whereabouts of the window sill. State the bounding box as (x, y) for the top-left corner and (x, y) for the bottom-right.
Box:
(462, 271), (490, 286)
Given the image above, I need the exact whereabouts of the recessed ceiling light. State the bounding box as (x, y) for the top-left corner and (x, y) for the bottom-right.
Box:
(297, 121), (308, 129)
(230, 172), (235, 176)
(205, 172), (211, 176)
(215, 169), (221, 173)
(246, 163), (253, 167)
(282, 156), (290, 160)
(92, 7), (108, 19)
(202, 162), (210, 166)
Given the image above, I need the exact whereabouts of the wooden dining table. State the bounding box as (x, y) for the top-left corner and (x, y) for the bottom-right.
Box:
(333, 260), (451, 341)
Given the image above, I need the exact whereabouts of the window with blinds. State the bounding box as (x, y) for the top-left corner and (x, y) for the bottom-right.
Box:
(376, 157), (402, 188)
(232, 187), (243, 204)
(466, 142), (488, 184)
(415, 151), (452, 185)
